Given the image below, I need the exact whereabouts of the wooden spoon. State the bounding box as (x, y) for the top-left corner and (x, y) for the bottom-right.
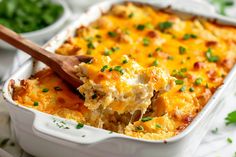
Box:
(0, 24), (93, 88)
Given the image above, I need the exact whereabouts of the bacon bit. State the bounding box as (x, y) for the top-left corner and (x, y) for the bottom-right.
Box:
(94, 73), (109, 83)
(206, 70), (223, 83)
(57, 97), (66, 104)
(193, 62), (205, 70)
(20, 80), (27, 86)
(182, 116), (193, 123)
(146, 31), (157, 38)
(197, 89), (212, 105)
(205, 41), (217, 47)
(186, 73), (196, 82)
(176, 125), (187, 132)
(9, 79), (15, 89)
(221, 59), (235, 71)
(206, 69), (216, 79)
(153, 51), (169, 59)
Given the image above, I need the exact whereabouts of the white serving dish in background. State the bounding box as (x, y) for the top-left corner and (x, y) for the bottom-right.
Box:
(0, 0), (71, 50)
(2, 0), (236, 157)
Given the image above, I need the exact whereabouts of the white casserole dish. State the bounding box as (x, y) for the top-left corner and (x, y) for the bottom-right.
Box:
(2, 0), (236, 157)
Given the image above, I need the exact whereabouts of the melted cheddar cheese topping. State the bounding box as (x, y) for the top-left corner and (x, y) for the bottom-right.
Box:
(13, 3), (236, 140)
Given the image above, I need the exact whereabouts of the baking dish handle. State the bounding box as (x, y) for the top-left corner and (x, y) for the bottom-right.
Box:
(32, 112), (119, 145)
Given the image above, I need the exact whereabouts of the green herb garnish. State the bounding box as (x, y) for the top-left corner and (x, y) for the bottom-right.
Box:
(179, 85), (186, 92)
(210, 0), (234, 15)
(108, 31), (117, 37)
(205, 48), (219, 62)
(135, 126), (144, 131)
(0, 0), (63, 33)
(225, 110), (236, 125)
(87, 42), (95, 49)
(155, 124), (161, 129)
(189, 87), (195, 92)
(33, 101), (39, 106)
(195, 77), (203, 85)
(54, 86), (62, 91)
(143, 37), (150, 46)
(101, 65), (108, 72)
(42, 88), (49, 92)
(114, 66), (124, 75)
(76, 123), (84, 129)
(175, 79), (184, 85)
(128, 12), (134, 18)
(137, 24), (145, 30)
(91, 93), (97, 99)
(122, 59), (128, 64)
(211, 128), (218, 134)
(158, 21), (173, 32)
(104, 49), (113, 56)
(141, 117), (153, 122)
(152, 60), (158, 67)
(183, 34), (197, 40)
(227, 137), (233, 144)
(179, 46), (186, 54)
(111, 47), (120, 52)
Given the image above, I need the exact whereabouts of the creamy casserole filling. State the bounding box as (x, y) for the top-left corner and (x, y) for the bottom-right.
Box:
(75, 55), (174, 115)
(13, 2), (236, 140)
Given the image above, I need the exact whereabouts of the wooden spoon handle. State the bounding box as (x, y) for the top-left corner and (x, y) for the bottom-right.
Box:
(0, 24), (58, 65)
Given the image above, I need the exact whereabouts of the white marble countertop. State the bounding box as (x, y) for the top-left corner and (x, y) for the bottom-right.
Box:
(0, 0), (236, 157)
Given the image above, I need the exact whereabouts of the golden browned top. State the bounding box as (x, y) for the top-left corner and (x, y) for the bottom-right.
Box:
(13, 3), (236, 140)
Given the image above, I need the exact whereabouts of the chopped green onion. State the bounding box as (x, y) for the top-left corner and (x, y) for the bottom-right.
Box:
(104, 49), (113, 56)
(205, 48), (219, 62)
(141, 117), (153, 122)
(42, 88), (49, 92)
(158, 21), (173, 32)
(152, 60), (159, 66)
(76, 123), (84, 129)
(179, 46), (186, 55)
(92, 93), (97, 99)
(114, 66), (124, 75)
(108, 31), (117, 37)
(195, 77), (203, 85)
(175, 79), (184, 85)
(143, 37), (150, 46)
(179, 85), (186, 92)
(137, 24), (145, 30)
(101, 65), (108, 72)
(54, 86), (62, 91)
(87, 42), (95, 49)
(128, 12), (134, 18)
(135, 126), (144, 131)
(227, 137), (233, 144)
(33, 101), (39, 106)
(183, 34), (197, 40)
(189, 87), (195, 92)
(155, 124), (161, 129)
(211, 128), (218, 134)
(122, 59), (128, 64)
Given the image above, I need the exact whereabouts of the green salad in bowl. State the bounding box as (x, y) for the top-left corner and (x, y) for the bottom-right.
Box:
(0, 0), (63, 33)
(0, 0), (70, 49)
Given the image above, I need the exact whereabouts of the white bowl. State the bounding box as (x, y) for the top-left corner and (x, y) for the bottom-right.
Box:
(0, 0), (71, 50)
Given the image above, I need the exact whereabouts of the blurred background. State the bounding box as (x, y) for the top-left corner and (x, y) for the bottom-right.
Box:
(0, 0), (236, 157)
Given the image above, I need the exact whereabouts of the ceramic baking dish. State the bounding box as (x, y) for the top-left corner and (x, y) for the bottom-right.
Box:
(2, 0), (236, 157)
